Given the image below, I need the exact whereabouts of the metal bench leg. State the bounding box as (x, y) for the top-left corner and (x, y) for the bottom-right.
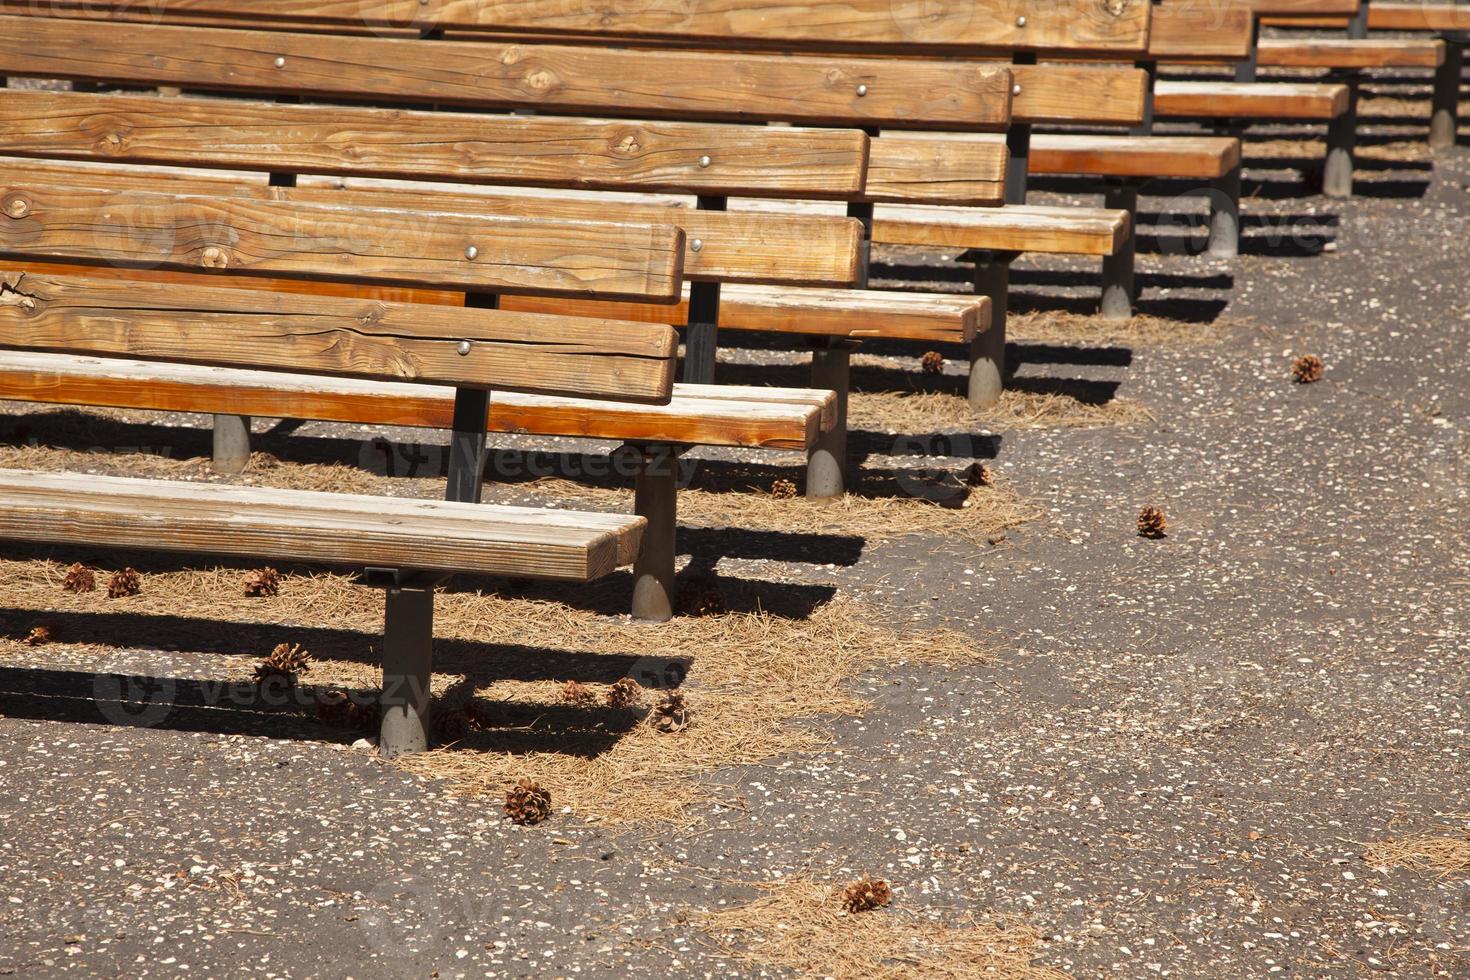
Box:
(807, 339), (852, 499)
(1322, 72), (1359, 199)
(1431, 40), (1466, 150)
(1207, 163), (1243, 260)
(380, 584), (434, 758)
(629, 444), (679, 622)
(211, 414), (251, 474)
(970, 249), (1015, 408)
(1100, 181), (1138, 320)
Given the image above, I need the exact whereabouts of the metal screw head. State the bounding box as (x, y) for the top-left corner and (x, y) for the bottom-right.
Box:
(1016, 15), (1027, 26)
(690, 239), (703, 253)
(1012, 84), (1022, 96)
(697, 155), (711, 168)
(457, 340), (472, 356)
(856, 83), (869, 97)
(464, 245), (479, 260)
(274, 56), (286, 68)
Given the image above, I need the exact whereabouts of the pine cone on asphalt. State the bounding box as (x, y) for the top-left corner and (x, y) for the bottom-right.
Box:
(504, 778), (552, 826)
(315, 689), (381, 731)
(1137, 506), (1168, 540)
(23, 623), (58, 646)
(841, 875), (893, 913)
(62, 563), (96, 594)
(562, 681), (598, 706)
(965, 463), (994, 488)
(770, 478), (798, 500)
(243, 567), (280, 598)
(649, 691), (690, 734)
(106, 568), (142, 599)
(255, 642), (311, 688)
(1292, 355), (1325, 384)
(921, 351), (946, 375)
(606, 677), (644, 709)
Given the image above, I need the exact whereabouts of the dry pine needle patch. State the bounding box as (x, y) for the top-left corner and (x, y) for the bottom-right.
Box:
(849, 389), (1154, 435)
(694, 878), (1066, 980)
(1363, 831), (1470, 876)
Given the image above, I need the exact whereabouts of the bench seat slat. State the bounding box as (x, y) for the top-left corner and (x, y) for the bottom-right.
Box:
(0, 270), (677, 402)
(0, 469), (645, 579)
(0, 351), (834, 451)
(1257, 39), (1447, 70)
(894, 133), (1241, 181)
(1154, 80), (1352, 120)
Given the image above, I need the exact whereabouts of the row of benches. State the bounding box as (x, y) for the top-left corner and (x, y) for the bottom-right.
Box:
(2, 0), (1459, 756)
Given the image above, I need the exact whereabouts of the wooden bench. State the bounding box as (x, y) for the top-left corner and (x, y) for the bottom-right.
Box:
(0, 198), (683, 756)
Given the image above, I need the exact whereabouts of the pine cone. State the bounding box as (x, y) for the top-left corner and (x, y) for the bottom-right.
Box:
(1292, 355), (1324, 384)
(1137, 506), (1168, 539)
(433, 705), (470, 743)
(255, 642), (311, 687)
(676, 576), (726, 618)
(243, 567), (280, 598)
(841, 875), (893, 913)
(562, 681), (598, 706)
(606, 677), (644, 709)
(770, 478), (798, 500)
(315, 689), (381, 731)
(650, 691), (690, 734)
(61, 563), (96, 594)
(106, 568), (142, 599)
(504, 778), (552, 826)
(965, 463), (993, 488)
(921, 351), (946, 375)
(23, 623), (58, 646)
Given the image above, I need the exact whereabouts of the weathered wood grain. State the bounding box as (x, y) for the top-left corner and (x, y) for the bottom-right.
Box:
(865, 138), (1007, 206)
(1155, 80), (1351, 120)
(1257, 38), (1446, 69)
(0, 1), (1153, 52)
(0, 351), (835, 450)
(0, 469), (646, 579)
(1009, 65), (1150, 125)
(895, 132), (1239, 182)
(0, 90), (869, 199)
(0, 183), (685, 299)
(0, 270), (677, 401)
(1149, 1), (1254, 60)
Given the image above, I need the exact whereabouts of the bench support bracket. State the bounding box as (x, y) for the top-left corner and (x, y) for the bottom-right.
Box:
(380, 583), (435, 758)
(970, 250), (1017, 408)
(1100, 181), (1139, 320)
(1322, 70), (1360, 199)
(211, 414), (252, 475)
(1431, 39), (1466, 150)
(682, 195), (728, 384)
(625, 442), (683, 622)
(1208, 164), (1243, 259)
(807, 339), (855, 499)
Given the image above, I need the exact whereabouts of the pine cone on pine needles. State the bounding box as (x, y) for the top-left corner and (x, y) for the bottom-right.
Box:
(965, 463), (993, 488)
(1137, 506), (1168, 540)
(62, 563), (96, 594)
(315, 689), (382, 731)
(243, 567), (280, 598)
(504, 778), (552, 826)
(607, 677), (644, 709)
(676, 576), (727, 618)
(23, 623), (58, 646)
(841, 875), (893, 914)
(255, 642), (311, 688)
(770, 478), (798, 500)
(649, 691), (690, 734)
(921, 351), (946, 375)
(562, 681), (598, 706)
(1292, 355), (1325, 384)
(106, 568), (142, 599)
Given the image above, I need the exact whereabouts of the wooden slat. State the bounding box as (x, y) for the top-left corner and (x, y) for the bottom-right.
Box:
(1257, 38), (1447, 69)
(0, 90), (869, 200)
(0, 469), (645, 579)
(897, 132), (1239, 180)
(1243, 0), (1359, 15)
(1154, 80), (1351, 119)
(0, 271), (677, 402)
(1149, 1), (1254, 61)
(0, 183), (685, 300)
(0, 16), (1005, 128)
(0, 352), (834, 451)
(0, 160), (863, 287)
(0, 1), (1154, 53)
(501, 283), (987, 344)
(864, 138), (1007, 206)
(1010, 65), (1150, 126)
(1368, 3), (1470, 31)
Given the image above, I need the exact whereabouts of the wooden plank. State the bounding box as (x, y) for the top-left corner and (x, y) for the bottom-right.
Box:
(1, 1), (1154, 53)
(0, 469), (645, 579)
(1242, 0), (1359, 15)
(0, 352), (834, 450)
(500, 283), (987, 344)
(1149, 1), (1254, 61)
(865, 137), (1007, 206)
(1010, 65), (1150, 126)
(0, 271), (677, 402)
(0, 183), (685, 299)
(1154, 80), (1351, 119)
(0, 90), (869, 200)
(0, 17), (1005, 129)
(0, 160), (864, 286)
(1369, 3), (1470, 31)
(897, 132), (1239, 180)
(1257, 38), (1447, 69)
